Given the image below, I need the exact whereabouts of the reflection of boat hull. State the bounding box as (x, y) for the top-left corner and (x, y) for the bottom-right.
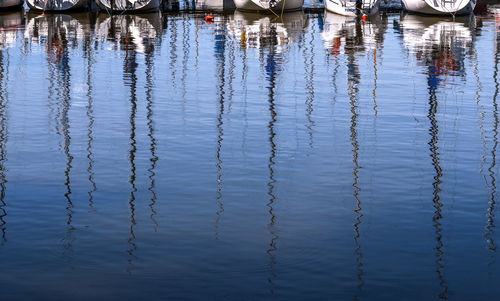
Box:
(95, 0), (160, 12)
(25, 12), (95, 42)
(325, 0), (381, 16)
(402, 0), (476, 15)
(95, 13), (162, 52)
(0, 10), (23, 48)
(229, 9), (306, 48)
(0, 0), (23, 9)
(321, 9), (384, 51)
(26, 0), (88, 11)
(234, 0), (303, 12)
(399, 13), (474, 77)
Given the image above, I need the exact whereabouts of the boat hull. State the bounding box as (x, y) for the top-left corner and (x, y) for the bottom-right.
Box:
(402, 0), (476, 15)
(325, 0), (381, 16)
(233, 0), (303, 12)
(26, 0), (88, 11)
(96, 0), (160, 12)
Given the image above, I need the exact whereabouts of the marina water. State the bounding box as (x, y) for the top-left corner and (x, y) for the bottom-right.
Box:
(1, 6), (500, 300)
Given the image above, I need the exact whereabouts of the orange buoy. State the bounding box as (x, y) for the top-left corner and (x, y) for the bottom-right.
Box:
(204, 15), (214, 21)
(361, 14), (367, 21)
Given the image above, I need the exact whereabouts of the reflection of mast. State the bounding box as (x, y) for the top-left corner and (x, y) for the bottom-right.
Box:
(145, 45), (158, 232)
(169, 17), (178, 88)
(264, 26), (281, 296)
(0, 50), (8, 244)
(57, 30), (74, 253)
(346, 39), (363, 300)
(181, 14), (190, 114)
(427, 73), (448, 300)
(372, 48), (378, 115)
(304, 23), (315, 149)
(124, 30), (138, 270)
(484, 30), (500, 261)
(241, 36), (248, 156)
(227, 26), (235, 114)
(84, 31), (96, 209)
(214, 18), (226, 239)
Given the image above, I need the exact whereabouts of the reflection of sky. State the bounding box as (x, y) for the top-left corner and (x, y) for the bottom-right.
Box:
(0, 11), (499, 300)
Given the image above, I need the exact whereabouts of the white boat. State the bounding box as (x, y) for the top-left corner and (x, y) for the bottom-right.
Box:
(402, 0), (476, 15)
(233, 0), (303, 13)
(0, 0), (23, 9)
(95, 0), (160, 12)
(325, 0), (381, 16)
(194, 0), (235, 10)
(26, 0), (89, 11)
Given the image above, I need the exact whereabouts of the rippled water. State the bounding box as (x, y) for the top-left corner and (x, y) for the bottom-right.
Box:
(1, 6), (500, 300)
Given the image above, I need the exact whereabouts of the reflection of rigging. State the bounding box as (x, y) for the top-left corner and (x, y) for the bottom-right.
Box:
(427, 72), (448, 300)
(0, 50), (8, 244)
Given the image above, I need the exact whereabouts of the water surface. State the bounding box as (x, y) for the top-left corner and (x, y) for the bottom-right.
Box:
(0, 6), (499, 300)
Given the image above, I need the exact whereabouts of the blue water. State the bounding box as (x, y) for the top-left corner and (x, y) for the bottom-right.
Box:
(0, 6), (499, 300)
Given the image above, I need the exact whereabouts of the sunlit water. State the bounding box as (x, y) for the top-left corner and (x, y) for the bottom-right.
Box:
(0, 6), (500, 300)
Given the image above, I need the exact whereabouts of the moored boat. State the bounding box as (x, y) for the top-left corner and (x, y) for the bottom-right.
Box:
(95, 0), (160, 12)
(325, 0), (381, 17)
(233, 0), (303, 13)
(402, 0), (476, 15)
(26, 0), (89, 11)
